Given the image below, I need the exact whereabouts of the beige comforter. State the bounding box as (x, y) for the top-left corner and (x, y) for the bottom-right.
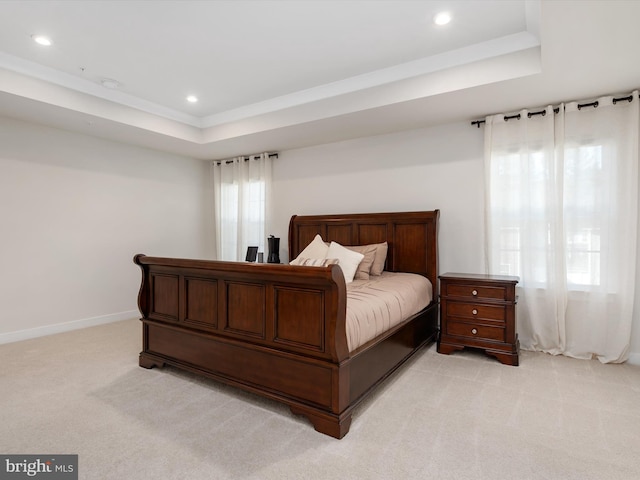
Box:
(346, 272), (433, 351)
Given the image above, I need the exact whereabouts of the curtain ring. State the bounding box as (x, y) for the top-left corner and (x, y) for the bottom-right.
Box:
(578, 101), (599, 110)
(613, 96), (633, 105)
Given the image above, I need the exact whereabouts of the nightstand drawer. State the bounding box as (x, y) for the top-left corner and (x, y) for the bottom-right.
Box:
(446, 302), (506, 322)
(444, 283), (507, 301)
(446, 321), (505, 342)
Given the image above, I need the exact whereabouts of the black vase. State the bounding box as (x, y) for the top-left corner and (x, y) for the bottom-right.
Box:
(267, 236), (280, 264)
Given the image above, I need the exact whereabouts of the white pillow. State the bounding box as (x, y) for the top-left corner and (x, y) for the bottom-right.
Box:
(290, 234), (329, 265)
(326, 242), (364, 284)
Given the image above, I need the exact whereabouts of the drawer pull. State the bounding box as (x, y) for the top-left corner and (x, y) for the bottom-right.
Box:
(472, 309), (478, 315)
(472, 290), (478, 296)
(471, 328), (478, 335)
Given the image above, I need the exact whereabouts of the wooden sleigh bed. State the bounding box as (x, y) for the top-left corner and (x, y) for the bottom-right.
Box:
(134, 210), (439, 438)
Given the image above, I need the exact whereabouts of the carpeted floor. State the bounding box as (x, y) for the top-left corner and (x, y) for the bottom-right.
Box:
(1, 319), (639, 479)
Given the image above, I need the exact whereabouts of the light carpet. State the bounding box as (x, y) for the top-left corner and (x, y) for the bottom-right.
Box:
(1, 319), (639, 479)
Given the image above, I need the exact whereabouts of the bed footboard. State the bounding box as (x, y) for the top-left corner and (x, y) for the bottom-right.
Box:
(134, 254), (354, 436)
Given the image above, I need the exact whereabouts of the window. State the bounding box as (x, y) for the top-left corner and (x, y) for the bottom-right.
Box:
(490, 144), (606, 288)
(212, 154), (273, 262)
(483, 92), (638, 362)
(564, 144), (604, 287)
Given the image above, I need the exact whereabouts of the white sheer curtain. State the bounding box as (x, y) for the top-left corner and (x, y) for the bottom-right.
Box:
(211, 153), (273, 261)
(484, 91), (639, 363)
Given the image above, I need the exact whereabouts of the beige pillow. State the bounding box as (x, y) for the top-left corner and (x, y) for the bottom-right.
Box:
(290, 234), (328, 265)
(369, 242), (388, 276)
(326, 242), (364, 284)
(345, 245), (377, 280)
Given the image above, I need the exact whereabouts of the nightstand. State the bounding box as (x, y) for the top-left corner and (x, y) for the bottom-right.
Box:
(438, 273), (519, 366)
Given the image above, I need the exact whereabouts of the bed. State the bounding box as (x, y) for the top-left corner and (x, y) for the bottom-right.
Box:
(134, 210), (439, 438)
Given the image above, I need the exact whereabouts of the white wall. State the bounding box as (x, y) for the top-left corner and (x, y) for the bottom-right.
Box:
(272, 120), (486, 277)
(0, 117), (213, 341)
(272, 119), (640, 362)
(3, 114), (638, 360)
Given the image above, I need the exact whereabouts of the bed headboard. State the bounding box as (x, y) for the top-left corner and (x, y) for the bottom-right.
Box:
(288, 210), (439, 294)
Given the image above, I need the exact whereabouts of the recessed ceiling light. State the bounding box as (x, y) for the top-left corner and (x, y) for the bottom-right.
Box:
(32, 34), (52, 46)
(186, 95), (198, 103)
(100, 78), (120, 89)
(433, 12), (452, 26)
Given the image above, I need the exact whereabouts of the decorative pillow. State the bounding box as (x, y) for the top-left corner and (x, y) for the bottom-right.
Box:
(345, 245), (377, 280)
(369, 242), (388, 275)
(326, 242), (364, 284)
(290, 234), (329, 265)
(297, 258), (339, 267)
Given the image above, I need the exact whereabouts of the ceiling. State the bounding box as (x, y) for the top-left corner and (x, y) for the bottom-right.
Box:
(1, 0), (639, 160)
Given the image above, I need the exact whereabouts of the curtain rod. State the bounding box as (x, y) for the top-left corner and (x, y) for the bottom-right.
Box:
(214, 152), (278, 165)
(470, 93), (634, 128)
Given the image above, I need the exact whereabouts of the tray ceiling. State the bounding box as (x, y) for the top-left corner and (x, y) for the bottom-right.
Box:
(0, 1), (638, 159)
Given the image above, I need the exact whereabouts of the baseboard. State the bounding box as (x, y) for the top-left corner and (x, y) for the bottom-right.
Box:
(628, 352), (640, 366)
(0, 310), (139, 345)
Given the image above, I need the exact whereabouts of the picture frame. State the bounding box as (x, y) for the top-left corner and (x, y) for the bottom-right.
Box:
(245, 246), (258, 262)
